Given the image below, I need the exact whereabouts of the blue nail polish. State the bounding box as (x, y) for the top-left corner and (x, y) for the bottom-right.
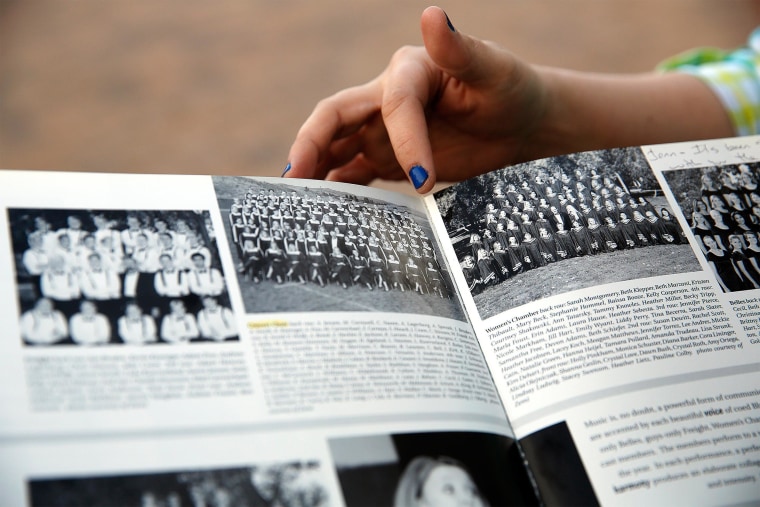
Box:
(444, 12), (455, 32)
(281, 162), (292, 177)
(409, 165), (429, 190)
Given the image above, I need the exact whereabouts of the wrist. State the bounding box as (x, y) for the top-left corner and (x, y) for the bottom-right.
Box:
(520, 67), (735, 161)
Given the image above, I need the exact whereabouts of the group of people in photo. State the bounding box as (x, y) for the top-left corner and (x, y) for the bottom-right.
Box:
(228, 186), (452, 298)
(30, 462), (328, 507)
(691, 163), (760, 292)
(13, 209), (238, 346)
(457, 165), (685, 293)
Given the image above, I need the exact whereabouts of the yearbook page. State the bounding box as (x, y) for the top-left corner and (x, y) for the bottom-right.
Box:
(0, 170), (540, 506)
(425, 136), (760, 506)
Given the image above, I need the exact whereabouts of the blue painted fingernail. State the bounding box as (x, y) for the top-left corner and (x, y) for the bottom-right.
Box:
(409, 165), (429, 190)
(281, 162), (292, 177)
(444, 11), (456, 32)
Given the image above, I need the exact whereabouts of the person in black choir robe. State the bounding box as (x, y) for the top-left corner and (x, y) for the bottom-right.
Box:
(537, 228), (557, 264)
(604, 216), (629, 250)
(307, 244), (328, 287)
(586, 217), (612, 254)
(506, 236), (526, 273)
(569, 220), (593, 256)
(630, 210), (654, 248)
(490, 241), (511, 280)
(728, 234), (760, 290)
(386, 253), (407, 292)
(619, 212), (643, 248)
(368, 249), (389, 291)
(553, 222), (577, 260)
(285, 240), (308, 284)
(742, 231), (760, 280)
(424, 260), (447, 297)
(535, 212), (553, 237)
(474, 247), (497, 288)
(703, 236), (749, 292)
(521, 232), (544, 269)
(468, 233), (484, 259)
(328, 245), (352, 288)
(239, 238), (266, 283)
(461, 255), (481, 293)
(519, 214), (539, 240)
(548, 205), (571, 232)
(646, 210), (678, 244)
(405, 256), (425, 293)
(395, 240), (411, 267)
(350, 248), (373, 290)
(265, 242), (288, 284)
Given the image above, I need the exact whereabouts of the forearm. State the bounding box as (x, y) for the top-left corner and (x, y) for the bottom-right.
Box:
(523, 68), (735, 161)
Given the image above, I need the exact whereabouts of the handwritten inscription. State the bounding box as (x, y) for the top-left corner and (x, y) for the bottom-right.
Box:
(644, 138), (760, 171)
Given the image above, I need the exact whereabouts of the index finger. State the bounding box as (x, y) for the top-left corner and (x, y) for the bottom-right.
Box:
(286, 81), (382, 180)
(380, 49), (438, 194)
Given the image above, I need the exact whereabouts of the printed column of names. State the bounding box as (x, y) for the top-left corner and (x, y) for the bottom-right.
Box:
(488, 279), (743, 407)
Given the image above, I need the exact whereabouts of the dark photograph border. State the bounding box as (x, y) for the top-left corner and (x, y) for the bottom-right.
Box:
(519, 421), (599, 507)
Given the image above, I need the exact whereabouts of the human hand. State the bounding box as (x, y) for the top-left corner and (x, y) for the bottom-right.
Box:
(284, 6), (549, 193)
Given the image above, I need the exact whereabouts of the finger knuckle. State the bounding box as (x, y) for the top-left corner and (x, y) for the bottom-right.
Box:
(389, 45), (421, 66)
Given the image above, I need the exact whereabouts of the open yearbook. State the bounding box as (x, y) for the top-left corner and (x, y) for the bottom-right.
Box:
(1, 135), (759, 506)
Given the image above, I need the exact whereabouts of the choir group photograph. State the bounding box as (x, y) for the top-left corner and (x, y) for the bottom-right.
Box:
(663, 162), (760, 292)
(9, 208), (238, 346)
(213, 177), (465, 319)
(435, 147), (702, 319)
(29, 461), (328, 507)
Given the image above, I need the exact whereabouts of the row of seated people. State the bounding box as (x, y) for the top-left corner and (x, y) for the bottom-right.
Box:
(478, 208), (682, 253)
(20, 296), (237, 346)
(699, 164), (760, 214)
(456, 160), (687, 292)
(693, 165), (760, 254)
(30, 252), (225, 306)
(230, 189), (423, 239)
(240, 240), (450, 296)
(14, 210), (237, 344)
(461, 209), (684, 294)
(21, 215), (215, 278)
(487, 164), (657, 227)
(700, 230), (760, 292)
(230, 194), (433, 259)
(229, 188), (452, 297)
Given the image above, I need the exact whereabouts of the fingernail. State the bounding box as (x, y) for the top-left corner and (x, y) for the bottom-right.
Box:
(281, 162), (292, 177)
(444, 11), (456, 32)
(409, 165), (429, 190)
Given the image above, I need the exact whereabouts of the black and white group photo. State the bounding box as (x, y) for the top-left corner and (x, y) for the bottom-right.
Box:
(662, 162), (760, 292)
(434, 147), (701, 319)
(29, 460), (329, 507)
(213, 176), (465, 319)
(8, 208), (239, 346)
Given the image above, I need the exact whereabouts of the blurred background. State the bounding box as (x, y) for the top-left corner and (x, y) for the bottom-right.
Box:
(1, 0), (759, 196)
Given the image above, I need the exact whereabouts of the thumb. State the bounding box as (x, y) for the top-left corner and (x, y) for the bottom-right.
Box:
(420, 6), (506, 85)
